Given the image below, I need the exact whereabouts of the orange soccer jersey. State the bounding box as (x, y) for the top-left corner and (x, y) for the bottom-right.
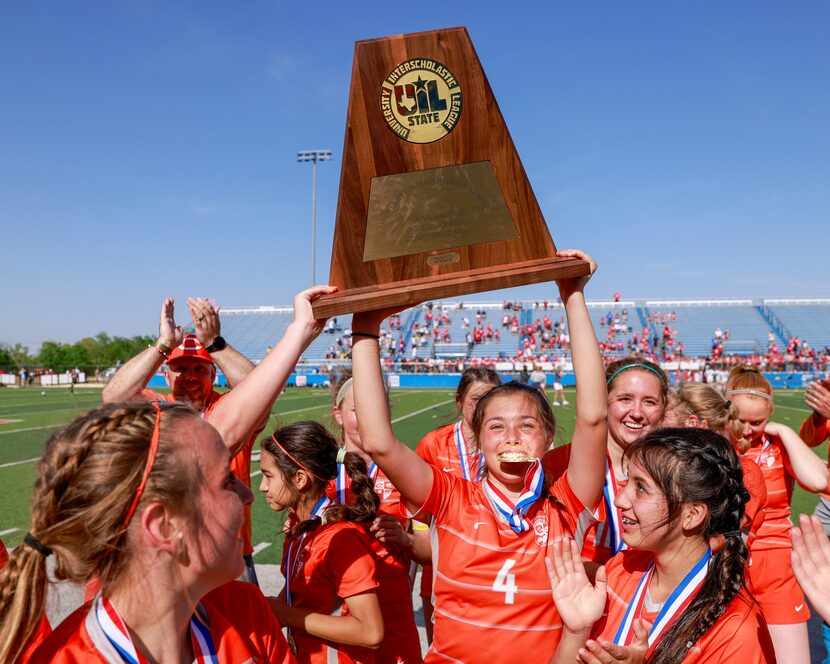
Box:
(742, 435), (794, 551)
(326, 467), (423, 664)
(742, 435), (809, 623)
(410, 464), (595, 663)
(141, 389), (258, 555)
(281, 521), (379, 664)
(31, 581), (293, 663)
(416, 421), (481, 482)
(415, 422), (482, 601)
(593, 550), (775, 663)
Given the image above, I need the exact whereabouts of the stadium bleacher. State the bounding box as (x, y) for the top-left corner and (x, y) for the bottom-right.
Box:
(218, 298), (830, 369)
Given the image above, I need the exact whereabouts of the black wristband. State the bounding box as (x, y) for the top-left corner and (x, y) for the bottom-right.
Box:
(352, 332), (380, 340)
(206, 336), (227, 353)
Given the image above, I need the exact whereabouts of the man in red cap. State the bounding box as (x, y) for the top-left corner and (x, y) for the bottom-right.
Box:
(103, 297), (263, 581)
(102, 287), (335, 584)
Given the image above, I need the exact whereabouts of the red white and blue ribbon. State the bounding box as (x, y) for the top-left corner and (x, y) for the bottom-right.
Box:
(335, 459), (378, 505)
(95, 595), (217, 663)
(285, 495), (332, 606)
(613, 548), (712, 652)
(603, 455), (627, 554)
(482, 458), (544, 533)
(454, 421), (482, 482)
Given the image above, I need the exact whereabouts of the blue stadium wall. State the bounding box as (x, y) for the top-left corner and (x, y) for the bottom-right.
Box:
(146, 372), (820, 390)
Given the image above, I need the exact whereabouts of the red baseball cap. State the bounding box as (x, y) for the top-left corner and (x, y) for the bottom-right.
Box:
(167, 334), (214, 366)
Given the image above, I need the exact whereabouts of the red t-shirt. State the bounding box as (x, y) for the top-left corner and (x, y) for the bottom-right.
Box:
(141, 389), (258, 555)
(409, 465), (595, 663)
(325, 470), (423, 664)
(594, 550), (775, 663)
(31, 581), (293, 663)
(281, 521), (379, 664)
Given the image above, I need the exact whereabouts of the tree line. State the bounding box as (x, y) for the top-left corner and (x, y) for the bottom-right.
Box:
(0, 333), (155, 373)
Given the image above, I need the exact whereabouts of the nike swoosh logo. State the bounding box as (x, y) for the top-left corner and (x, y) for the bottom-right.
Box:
(442, 467), (454, 472)
(795, 604), (805, 612)
(473, 522), (487, 529)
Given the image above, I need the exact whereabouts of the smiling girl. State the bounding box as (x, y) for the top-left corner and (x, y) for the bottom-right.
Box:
(548, 428), (775, 664)
(725, 365), (827, 664)
(350, 250), (607, 663)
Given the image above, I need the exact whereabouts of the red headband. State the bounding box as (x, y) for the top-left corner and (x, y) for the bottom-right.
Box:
(271, 435), (326, 482)
(114, 402), (163, 546)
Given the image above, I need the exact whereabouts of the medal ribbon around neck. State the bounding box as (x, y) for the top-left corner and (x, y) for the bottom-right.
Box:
(482, 458), (544, 533)
(753, 435), (772, 467)
(335, 459), (378, 505)
(95, 595), (217, 664)
(603, 454), (627, 554)
(454, 421), (482, 482)
(285, 495), (332, 606)
(613, 547), (712, 652)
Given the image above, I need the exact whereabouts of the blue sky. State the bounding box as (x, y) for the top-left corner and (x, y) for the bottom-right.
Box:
(2, 2), (828, 348)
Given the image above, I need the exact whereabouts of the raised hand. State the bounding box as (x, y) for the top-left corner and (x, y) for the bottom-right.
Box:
(792, 513), (830, 623)
(158, 298), (183, 348)
(555, 249), (598, 300)
(546, 537), (606, 633)
(188, 297), (221, 346)
(293, 285), (338, 339)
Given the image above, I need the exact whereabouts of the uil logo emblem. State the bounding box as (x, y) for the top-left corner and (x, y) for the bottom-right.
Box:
(380, 58), (462, 144)
(533, 514), (549, 547)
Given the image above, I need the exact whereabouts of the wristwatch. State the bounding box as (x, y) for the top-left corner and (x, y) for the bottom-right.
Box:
(206, 336), (227, 353)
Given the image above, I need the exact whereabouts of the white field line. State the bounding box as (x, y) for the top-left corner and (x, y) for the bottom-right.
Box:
(252, 542), (271, 556)
(0, 424), (62, 436)
(0, 528), (19, 537)
(251, 470), (262, 478)
(391, 400), (454, 423)
(0, 457), (41, 469)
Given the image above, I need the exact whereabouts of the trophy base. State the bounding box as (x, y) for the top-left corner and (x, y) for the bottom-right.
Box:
(312, 256), (590, 319)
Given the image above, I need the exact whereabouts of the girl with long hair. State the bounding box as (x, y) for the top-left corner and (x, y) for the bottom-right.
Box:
(545, 356), (669, 565)
(548, 428), (775, 664)
(351, 250), (608, 662)
(725, 365), (827, 664)
(0, 402), (293, 663)
(260, 421), (384, 664)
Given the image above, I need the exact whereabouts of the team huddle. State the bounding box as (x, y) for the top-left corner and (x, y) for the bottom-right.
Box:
(3, 250), (830, 663)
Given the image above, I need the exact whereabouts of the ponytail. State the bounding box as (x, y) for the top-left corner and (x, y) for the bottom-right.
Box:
(0, 545), (49, 662)
(325, 451), (379, 526)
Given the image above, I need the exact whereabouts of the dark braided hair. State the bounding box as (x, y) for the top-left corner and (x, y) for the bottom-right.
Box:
(623, 428), (749, 664)
(261, 421), (378, 537)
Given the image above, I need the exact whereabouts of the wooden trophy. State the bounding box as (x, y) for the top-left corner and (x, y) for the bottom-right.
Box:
(312, 26), (589, 318)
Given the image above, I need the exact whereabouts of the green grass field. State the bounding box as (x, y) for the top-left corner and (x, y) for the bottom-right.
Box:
(0, 385), (824, 564)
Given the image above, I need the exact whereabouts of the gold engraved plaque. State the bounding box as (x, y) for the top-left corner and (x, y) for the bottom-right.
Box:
(363, 161), (518, 262)
(380, 58), (462, 144)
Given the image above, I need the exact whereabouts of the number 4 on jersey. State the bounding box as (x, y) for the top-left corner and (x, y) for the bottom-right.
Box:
(493, 559), (519, 604)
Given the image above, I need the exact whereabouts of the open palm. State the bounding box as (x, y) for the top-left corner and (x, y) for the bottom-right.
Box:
(547, 538), (607, 632)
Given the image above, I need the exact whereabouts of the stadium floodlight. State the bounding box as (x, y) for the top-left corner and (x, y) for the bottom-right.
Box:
(297, 149), (333, 287)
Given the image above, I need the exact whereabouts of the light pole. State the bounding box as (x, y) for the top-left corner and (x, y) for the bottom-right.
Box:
(297, 149), (332, 286)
